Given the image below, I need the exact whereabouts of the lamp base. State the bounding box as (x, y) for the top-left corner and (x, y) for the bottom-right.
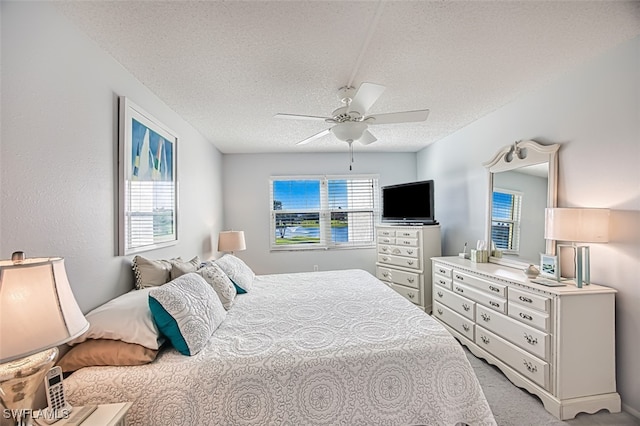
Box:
(0, 348), (58, 426)
(557, 243), (590, 288)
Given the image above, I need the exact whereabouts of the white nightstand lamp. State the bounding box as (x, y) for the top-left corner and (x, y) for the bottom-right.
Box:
(0, 252), (89, 426)
(218, 231), (246, 255)
(544, 208), (610, 288)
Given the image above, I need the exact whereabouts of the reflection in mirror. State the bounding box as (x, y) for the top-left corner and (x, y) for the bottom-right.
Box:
(484, 140), (560, 270)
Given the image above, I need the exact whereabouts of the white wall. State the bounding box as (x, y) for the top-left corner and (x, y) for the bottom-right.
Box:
(417, 36), (640, 416)
(222, 152), (417, 275)
(0, 2), (225, 312)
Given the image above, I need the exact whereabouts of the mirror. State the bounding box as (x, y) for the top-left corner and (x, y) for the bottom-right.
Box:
(483, 140), (560, 269)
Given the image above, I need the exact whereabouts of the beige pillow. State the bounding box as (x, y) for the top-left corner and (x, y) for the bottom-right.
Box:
(132, 256), (182, 289)
(58, 339), (158, 372)
(170, 256), (201, 280)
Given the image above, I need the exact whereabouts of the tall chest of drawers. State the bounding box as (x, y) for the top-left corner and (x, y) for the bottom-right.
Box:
(431, 256), (620, 420)
(375, 225), (441, 311)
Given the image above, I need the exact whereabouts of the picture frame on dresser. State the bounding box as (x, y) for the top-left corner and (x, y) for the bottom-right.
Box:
(118, 97), (179, 255)
(540, 254), (559, 280)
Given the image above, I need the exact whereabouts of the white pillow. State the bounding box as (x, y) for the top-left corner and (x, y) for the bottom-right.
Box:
(197, 263), (237, 310)
(67, 288), (163, 350)
(215, 254), (255, 292)
(149, 273), (227, 356)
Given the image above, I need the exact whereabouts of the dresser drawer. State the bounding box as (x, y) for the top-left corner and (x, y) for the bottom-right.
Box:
(377, 253), (420, 270)
(452, 282), (506, 314)
(434, 286), (475, 320)
(508, 302), (550, 332)
(378, 244), (419, 258)
(377, 236), (396, 245)
(433, 275), (452, 290)
(476, 305), (549, 361)
(377, 266), (420, 289)
(453, 270), (506, 298)
(433, 263), (452, 278)
(396, 237), (419, 247)
(433, 302), (475, 340)
(377, 228), (396, 237)
(475, 326), (549, 390)
(395, 229), (420, 239)
(390, 283), (421, 305)
(508, 287), (551, 314)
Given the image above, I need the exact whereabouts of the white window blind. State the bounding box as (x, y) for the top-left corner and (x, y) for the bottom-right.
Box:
(270, 175), (379, 250)
(491, 188), (522, 253)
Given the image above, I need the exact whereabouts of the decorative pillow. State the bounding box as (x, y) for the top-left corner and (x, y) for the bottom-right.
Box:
(197, 263), (237, 310)
(214, 254), (255, 292)
(170, 256), (201, 280)
(67, 288), (163, 350)
(148, 273), (226, 356)
(132, 256), (182, 289)
(58, 339), (158, 373)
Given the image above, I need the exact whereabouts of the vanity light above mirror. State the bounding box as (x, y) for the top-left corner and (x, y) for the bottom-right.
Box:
(483, 140), (560, 270)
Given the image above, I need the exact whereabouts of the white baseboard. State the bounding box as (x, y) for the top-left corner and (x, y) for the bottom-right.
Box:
(621, 403), (640, 420)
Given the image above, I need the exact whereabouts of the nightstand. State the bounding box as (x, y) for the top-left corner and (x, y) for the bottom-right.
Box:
(35, 403), (132, 426)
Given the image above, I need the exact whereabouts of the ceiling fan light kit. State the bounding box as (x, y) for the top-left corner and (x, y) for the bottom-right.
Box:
(275, 81), (430, 149)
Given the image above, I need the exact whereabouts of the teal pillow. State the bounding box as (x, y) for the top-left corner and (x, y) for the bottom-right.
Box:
(231, 278), (247, 295)
(148, 273), (226, 356)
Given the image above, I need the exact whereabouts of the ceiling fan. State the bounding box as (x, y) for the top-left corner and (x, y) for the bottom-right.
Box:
(275, 82), (430, 146)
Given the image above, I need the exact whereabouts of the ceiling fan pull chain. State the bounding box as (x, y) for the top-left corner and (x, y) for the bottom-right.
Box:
(349, 141), (354, 171)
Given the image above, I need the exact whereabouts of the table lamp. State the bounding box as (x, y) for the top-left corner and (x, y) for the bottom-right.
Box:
(544, 208), (610, 288)
(0, 252), (89, 426)
(218, 231), (246, 255)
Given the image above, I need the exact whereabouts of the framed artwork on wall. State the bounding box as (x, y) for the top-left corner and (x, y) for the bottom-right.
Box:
(539, 254), (559, 280)
(118, 97), (178, 255)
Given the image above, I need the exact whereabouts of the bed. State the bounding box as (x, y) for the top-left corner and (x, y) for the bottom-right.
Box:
(64, 269), (496, 425)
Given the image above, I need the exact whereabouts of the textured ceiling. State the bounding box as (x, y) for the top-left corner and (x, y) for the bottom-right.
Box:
(55, 1), (640, 154)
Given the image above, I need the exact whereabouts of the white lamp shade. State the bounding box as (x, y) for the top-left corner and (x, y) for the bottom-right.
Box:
(218, 231), (246, 252)
(0, 257), (89, 363)
(544, 208), (610, 243)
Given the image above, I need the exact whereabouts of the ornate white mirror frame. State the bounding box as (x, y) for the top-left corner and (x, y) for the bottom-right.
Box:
(483, 140), (560, 270)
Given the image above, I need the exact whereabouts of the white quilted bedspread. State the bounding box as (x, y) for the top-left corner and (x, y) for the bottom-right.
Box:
(65, 269), (495, 425)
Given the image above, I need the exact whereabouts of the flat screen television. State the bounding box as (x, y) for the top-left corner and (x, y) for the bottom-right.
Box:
(381, 180), (437, 224)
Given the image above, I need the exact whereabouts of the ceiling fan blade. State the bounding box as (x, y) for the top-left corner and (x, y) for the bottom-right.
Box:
(358, 130), (377, 145)
(348, 82), (386, 116)
(296, 128), (331, 145)
(275, 113), (331, 122)
(366, 109), (430, 125)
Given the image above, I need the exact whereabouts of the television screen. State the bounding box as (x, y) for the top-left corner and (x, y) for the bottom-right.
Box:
(381, 180), (436, 224)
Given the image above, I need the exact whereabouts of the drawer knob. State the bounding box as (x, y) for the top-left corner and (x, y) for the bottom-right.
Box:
(519, 313), (533, 321)
(439, 280), (446, 285)
(381, 247), (388, 252)
(454, 286), (464, 293)
(439, 269), (446, 274)
(455, 274), (464, 281)
(489, 285), (500, 293)
(407, 293), (415, 299)
(481, 313), (491, 322)
(407, 249), (414, 255)
(523, 333), (538, 345)
(462, 324), (470, 331)
(519, 296), (533, 303)
(407, 260), (414, 266)
(382, 272), (389, 278)
(462, 303), (470, 312)
(480, 336), (490, 344)
(382, 256), (389, 261)
(407, 277), (415, 283)
(489, 301), (500, 308)
(437, 308), (443, 315)
(437, 291), (443, 298)
(523, 360), (538, 373)
(403, 241), (410, 245)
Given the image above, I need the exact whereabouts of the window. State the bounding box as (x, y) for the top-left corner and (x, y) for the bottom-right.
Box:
(270, 175), (379, 250)
(491, 188), (522, 253)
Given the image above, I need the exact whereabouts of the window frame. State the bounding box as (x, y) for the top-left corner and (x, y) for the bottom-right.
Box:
(269, 174), (379, 251)
(490, 187), (523, 254)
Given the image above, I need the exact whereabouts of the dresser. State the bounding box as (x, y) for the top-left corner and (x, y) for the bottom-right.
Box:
(431, 256), (620, 420)
(375, 224), (441, 311)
